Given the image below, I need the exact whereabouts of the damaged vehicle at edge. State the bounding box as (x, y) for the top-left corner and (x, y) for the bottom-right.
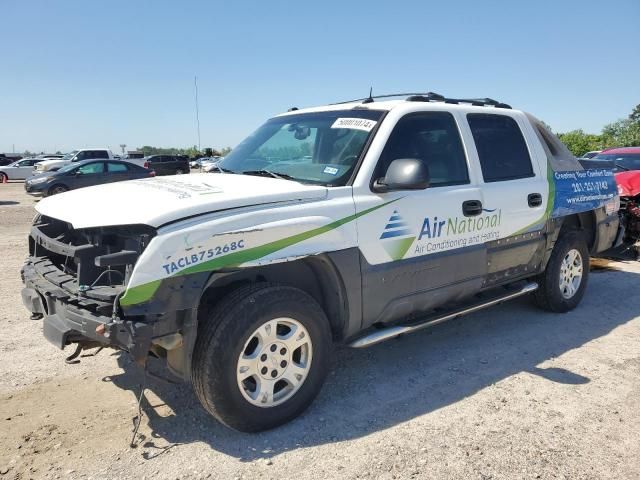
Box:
(615, 170), (640, 258)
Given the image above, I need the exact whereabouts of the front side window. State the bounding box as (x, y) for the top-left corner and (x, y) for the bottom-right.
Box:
(468, 114), (534, 182)
(373, 111), (469, 187)
(220, 109), (385, 185)
(76, 162), (104, 175)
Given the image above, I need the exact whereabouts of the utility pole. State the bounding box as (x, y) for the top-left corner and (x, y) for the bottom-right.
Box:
(194, 76), (201, 153)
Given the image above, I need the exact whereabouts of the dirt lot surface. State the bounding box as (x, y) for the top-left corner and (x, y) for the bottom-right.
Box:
(1, 182), (639, 480)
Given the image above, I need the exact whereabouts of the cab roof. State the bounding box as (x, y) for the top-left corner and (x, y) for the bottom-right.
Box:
(276, 92), (519, 117)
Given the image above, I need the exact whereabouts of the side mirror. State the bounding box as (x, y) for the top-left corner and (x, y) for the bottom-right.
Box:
(373, 158), (430, 193)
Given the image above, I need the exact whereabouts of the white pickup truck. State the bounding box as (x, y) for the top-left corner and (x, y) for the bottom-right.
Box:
(21, 92), (622, 432)
(34, 148), (147, 173)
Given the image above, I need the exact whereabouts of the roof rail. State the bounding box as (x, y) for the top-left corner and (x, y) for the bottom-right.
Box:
(329, 92), (511, 109)
(444, 97), (512, 109)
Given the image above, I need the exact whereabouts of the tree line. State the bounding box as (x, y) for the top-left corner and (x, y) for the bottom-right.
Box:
(138, 146), (232, 158)
(556, 104), (640, 156)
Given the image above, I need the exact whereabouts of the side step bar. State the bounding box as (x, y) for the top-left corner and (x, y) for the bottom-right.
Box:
(348, 282), (538, 348)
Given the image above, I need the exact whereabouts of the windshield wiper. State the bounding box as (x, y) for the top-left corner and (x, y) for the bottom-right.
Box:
(241, 169), (298, 181)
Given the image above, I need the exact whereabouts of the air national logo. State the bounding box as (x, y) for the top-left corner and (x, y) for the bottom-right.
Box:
(379, 210), (416, 260)
(379, 208), (503, 261)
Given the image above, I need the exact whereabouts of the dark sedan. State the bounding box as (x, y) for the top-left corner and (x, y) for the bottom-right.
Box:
(143, 155), (190, 176)
(24, 159), (155, 196)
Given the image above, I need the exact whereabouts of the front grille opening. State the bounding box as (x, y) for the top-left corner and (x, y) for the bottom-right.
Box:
(30, 215), (156, 295)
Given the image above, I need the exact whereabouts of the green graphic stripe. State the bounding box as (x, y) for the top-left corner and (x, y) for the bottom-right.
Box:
(514, 162), (555, 235)
(120, 199), (399, 306)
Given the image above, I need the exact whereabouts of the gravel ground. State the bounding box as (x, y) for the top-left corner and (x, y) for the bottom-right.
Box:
(1, 181), (639, 480)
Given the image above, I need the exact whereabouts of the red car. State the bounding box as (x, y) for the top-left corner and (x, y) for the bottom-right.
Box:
(615, 169), (640, 258)
(592, 146), (640, 172)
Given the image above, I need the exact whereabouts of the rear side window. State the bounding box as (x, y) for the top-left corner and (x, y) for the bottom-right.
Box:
(107, 162), (128, 172)
(94, 150), (109, 159)
(467, 114), (534, 182)
(375, 112), (469, 187)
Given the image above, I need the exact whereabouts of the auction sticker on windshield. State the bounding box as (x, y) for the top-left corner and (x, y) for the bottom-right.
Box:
(331, 118), (377, 131)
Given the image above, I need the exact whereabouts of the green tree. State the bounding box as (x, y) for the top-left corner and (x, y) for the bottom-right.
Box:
(629, 104), (640, 123)
(602, 119), (640, 147)
(556, 130), (606, 157)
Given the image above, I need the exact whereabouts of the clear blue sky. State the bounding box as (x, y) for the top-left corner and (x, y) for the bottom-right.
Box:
(1, 0), (638, 154)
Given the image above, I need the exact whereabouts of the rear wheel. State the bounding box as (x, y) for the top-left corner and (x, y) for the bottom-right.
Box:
(534, 231), (589, 312)
(175, 168), (185, 175)
(192, 284), (331, 432)
(47, 184), (68, 196)
(0, 172), (7, 183)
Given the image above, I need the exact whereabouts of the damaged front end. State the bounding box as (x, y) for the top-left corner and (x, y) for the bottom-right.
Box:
(21, 214), (157, 364)
(616, 171), (640, 259)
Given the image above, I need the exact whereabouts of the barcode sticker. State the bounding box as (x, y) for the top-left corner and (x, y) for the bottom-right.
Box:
(331, 118), (377, 132)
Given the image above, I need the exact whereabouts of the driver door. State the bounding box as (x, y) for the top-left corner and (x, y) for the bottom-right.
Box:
(72, 161), (106, 189)
(354, 111), (487, 328)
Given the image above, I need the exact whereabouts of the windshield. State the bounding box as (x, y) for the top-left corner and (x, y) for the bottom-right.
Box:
(220, 109), (384, 185)
(61, 150), (79, 161)
(57, 163), (78, 173)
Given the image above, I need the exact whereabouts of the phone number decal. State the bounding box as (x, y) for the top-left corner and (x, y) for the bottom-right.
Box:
(571, 180), (610, 193)
(162, 240), (245, 274)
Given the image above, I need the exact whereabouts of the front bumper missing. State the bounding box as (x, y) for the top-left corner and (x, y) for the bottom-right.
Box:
(21, 260), (153, 364)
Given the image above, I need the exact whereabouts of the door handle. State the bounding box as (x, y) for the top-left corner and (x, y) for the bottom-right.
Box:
(462, 200), (483, 217)
(528, 193), (543, 207)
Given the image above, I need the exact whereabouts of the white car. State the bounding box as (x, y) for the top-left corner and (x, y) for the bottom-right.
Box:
(201, 158), (222, 172)
(0, 158), (43, 181)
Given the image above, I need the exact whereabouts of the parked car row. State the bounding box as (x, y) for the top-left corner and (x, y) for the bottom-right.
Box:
(24, 160), (155, 196)
(0, 147), (215, 197)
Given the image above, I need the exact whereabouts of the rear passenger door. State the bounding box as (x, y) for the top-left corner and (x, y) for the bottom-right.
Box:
(106, 162), (131, 184)
(464, 113), (548, 284)
(355, 111), (486, 327)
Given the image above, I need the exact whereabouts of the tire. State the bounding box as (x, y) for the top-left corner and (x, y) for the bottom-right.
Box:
(192, 283), (331, 432)
(175, 168), (185, 175)
(0, 172), (7, 183)
(47, 184), (68, 196)
(534, 230), (589, 313)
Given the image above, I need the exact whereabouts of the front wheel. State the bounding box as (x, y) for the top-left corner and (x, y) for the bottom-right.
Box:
(534, 230), (589, 313)
(47, 184), (68, 196)
(192, 284), (331, 432)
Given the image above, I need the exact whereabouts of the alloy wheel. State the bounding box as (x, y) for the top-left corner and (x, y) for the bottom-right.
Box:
(236, 317), (313, 408)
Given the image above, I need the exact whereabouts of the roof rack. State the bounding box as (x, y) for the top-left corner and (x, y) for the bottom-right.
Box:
(330, 92), (511, 109)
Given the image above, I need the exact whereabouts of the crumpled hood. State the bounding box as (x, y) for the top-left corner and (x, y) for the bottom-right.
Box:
(36, 173), (328, 229)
